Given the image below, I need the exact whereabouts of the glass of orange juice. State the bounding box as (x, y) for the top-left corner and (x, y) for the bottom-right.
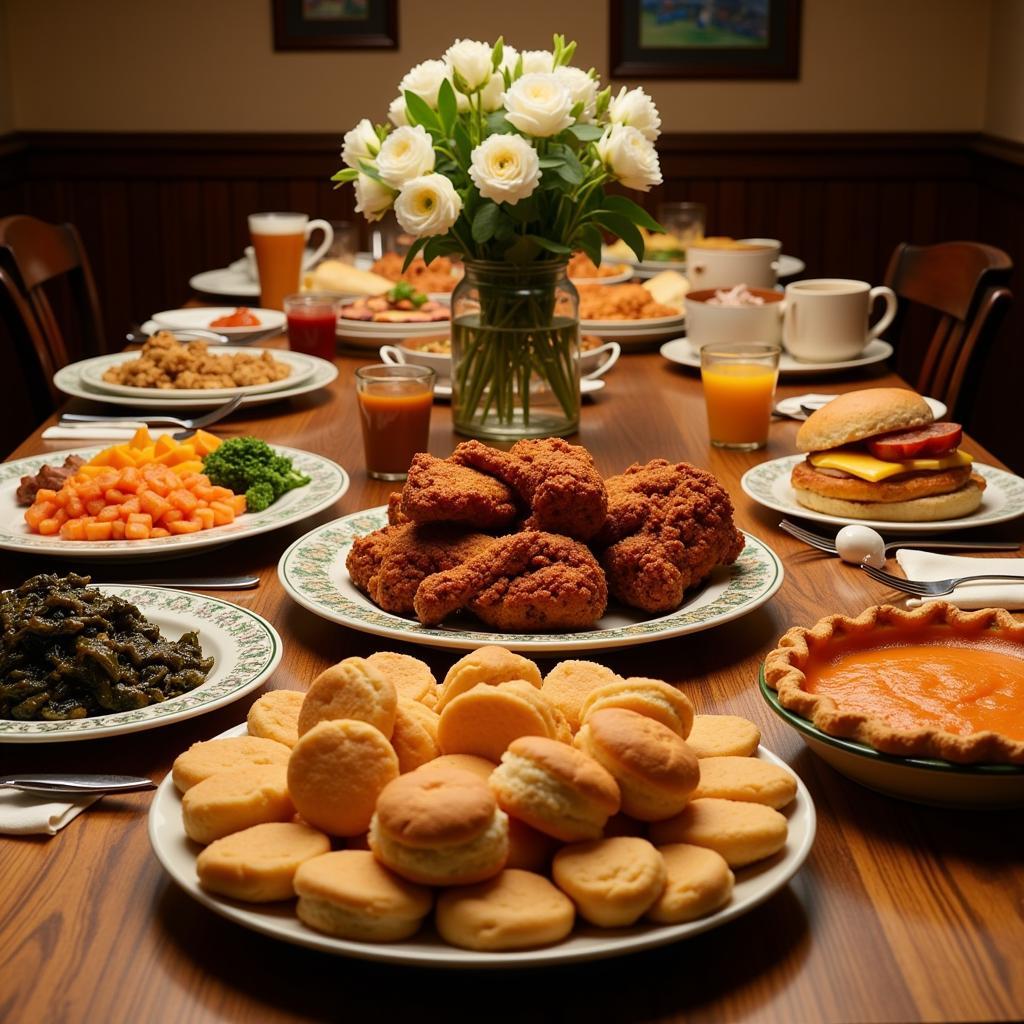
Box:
(248, 213), (334, 310)
(356, 364), (436, 480)
(700, 342), (781, 450)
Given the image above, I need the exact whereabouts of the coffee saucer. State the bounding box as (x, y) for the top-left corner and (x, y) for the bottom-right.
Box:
(660, 337), (893, 377)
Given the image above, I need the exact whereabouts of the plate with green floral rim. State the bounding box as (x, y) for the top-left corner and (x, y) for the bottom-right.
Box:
(740, 456), (1024, 533)
(0, 586), (282, 743)
(0, 446), (349, 561)
(277, 507), (784, 653)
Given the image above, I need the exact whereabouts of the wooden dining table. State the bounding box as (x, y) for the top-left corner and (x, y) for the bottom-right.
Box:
(1, 336), (1022, 1024)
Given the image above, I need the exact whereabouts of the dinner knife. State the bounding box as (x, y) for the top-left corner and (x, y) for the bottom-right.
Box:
(0, 773), (156, 796)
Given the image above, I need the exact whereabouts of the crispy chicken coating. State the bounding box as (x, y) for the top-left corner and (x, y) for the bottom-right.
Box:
(400, 453), (518, 530)
(451, 438), (608, 540)
(346, 523), (496, 616)
(596, 460), (745, 614)
(413, 530), (607, 631)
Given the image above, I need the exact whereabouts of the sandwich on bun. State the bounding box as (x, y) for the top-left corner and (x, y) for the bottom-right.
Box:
(791, 388), (984, 522)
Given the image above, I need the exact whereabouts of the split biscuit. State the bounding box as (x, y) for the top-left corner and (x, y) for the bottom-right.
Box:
(542, 660), (624, 733)
(182, 764), (294, 845)
(298, 657), (397, 739)
(694, 756), (797, 809)
(647, 843), (735, 924)
(366, 651), (438, 707)
(685, 715), (760, 758)
(247, 689), (305, 748)
(435, 646), (543, 712)
(580, 677), (695, 738)
(172, 736), (291, 793)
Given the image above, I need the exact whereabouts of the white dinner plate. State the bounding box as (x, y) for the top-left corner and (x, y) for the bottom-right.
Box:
(75, 347), (315, 401)
(149, 307), (286, 340)
(660, 337), (894, 377)
(189, 267), (261, 299)
(0, 446), (349, 560)
(148, 720), (815, 968)
(583, 315), (688, 345)
(570, 265), (634, 286)
(54, 355), (338, 411)
(277, 507), (783, 653)
(0, 588), (281, 743)
(773, 394), (947, 422)
(741, 456), (1024, 533)
(581, 308), (685, 331)
(602, 249), (806, 279)
(336, 318), (452, 346)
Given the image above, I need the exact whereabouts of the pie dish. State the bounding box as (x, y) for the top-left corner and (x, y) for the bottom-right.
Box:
(763, 603), (1024, 765)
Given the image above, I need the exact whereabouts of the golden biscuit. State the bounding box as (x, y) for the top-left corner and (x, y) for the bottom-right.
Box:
(435, 869), (575, 951)
(369, 767), (509, 886)
(648, 798), (788, 868)
(196, 821), (330, 902)
(490, 735), (620, 841)
(437, 680), (562, 763)
(182, 764), (294, 845)
(414, 754), (496, 783)
(435, 646), (543, 712)
(247, 689), (305, 748)
(391, 698), (441, 773)
(541, 660), (623, 732)
(553, 837), (667, 927)
(298, 657), (398, 740)
(506, 817), (557, 873)
(574, 708), (700, 821)
(172, 736), (291, 793)
(294, 850), (433, 942)
(685, 715), (760, 758)
(694, 756), (797, 809)
(288, 719), (399, 836)
(580, 677), (694, 738)
(366, 651), (438, 707)
(647, 843), (734, 923)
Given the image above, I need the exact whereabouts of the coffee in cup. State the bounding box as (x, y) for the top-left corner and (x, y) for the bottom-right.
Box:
(782, 278), (897, 362)
(248, 213), (334, 310)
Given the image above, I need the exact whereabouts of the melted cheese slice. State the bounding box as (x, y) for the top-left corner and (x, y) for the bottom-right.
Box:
(808, 449), (973, 482)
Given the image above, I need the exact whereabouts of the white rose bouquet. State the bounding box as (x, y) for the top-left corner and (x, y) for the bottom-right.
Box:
(333, 34), (665, 437)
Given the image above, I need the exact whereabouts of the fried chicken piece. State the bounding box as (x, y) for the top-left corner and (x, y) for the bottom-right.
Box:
(400, 453), (518, 530)
(413, 530), (607, 631)
(451, 438), (608, 540)
(596, 460), (745, 614)
(387, 492), (408, 525)
(346, 522), (496, 615)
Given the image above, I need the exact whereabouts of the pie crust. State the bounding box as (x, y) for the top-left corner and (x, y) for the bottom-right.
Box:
(763, 603), (1024, 765)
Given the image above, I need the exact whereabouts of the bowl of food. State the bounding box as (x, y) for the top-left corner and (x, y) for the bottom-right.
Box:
(761, 603), (1024, 807)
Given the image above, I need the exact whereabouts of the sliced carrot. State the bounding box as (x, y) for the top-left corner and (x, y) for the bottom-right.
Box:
(84, 521), (113, 541)
(193, 507), (215, 530)
(124, 521), (150, 540)
(110, 520), (126, 540)
(38, 517), (61, 536)
(167, 519), (201, 534)
(149, 527), (170, 538)
(60, 520), (86, 541)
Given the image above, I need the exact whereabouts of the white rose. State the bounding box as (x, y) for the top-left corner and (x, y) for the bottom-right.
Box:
(607, 86), (662, 141)
(394, 174), (463, 237)
(354, 173), (395, 223)
(504, 73), (574, 138)
(480, 73), (505, 112)
(469, 134), (540, 205)
(387, 96), (408, 127)
(444, 38), (494, 92)
(340, 118), (379, 170)
(399, 59), (449, 109)
(520, 49), (554, 74)
(499, 45), (519, 75)
(554, 66), (598, 122)
(596, 124), (662, 191)
(376, 124), (436, 189)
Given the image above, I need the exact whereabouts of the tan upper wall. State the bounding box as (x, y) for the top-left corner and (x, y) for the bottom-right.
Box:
(986, 0), (1024, 142)
(1, 0), (997, 134)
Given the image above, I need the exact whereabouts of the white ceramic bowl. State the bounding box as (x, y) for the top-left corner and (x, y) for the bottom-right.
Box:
(684, 287), (784, 347)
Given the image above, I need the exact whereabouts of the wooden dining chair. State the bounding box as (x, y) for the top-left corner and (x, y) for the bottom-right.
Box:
(883, 241), (1013, 421)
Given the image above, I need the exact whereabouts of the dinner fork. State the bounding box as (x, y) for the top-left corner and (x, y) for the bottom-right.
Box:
(0, 773), (156, 796)
(779, 519), (1020, 557)
(859, 562), (1024, 597)
(59, 394), (244, 438)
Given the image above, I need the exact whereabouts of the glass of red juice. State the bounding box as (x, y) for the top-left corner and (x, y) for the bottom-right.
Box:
(283, 293), (338, 360)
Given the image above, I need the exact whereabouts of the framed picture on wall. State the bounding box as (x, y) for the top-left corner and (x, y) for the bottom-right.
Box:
(272, 0), (398, 51)
(609, 0), (801, 79)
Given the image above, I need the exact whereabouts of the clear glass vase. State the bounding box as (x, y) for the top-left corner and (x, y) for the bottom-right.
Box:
(450, 260), (580, 440)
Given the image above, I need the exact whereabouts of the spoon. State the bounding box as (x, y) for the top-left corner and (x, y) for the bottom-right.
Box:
(0, 773), (156, 796)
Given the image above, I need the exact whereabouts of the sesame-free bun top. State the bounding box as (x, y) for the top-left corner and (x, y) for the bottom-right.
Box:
(502, 736), (621, 813)
(795, 388), (933, 453)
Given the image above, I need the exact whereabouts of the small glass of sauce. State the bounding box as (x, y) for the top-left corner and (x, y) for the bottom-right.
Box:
(355, 363), (436, 481)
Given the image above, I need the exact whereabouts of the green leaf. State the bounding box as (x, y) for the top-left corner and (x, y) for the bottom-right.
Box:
(494, 216), (516, 241)
(538, 157), (563, 169)
(599, 194), (664, 232)
(359, 161), (384, 184)
(492, 36), (504, 71)
(330, 168), (358, 183)
(569, 123), (604, 142)
(453, 120), (472, 164)
(472, 202), (502, 243)
(423, 235), (463, 263)
(404, 90), (441, 132)
(504, 236), (540, 264)
(485, 111), (513, 135)
(577, 223), (604, 267)
(595, 211), (646, 261)
(569, 101), (584, 120)
(401, 237), (429, 271)
(437, 78), (457, 135)
(527, 235), (572, 254)
(555, 153), (584, 185)
(505, 196), (538, 223)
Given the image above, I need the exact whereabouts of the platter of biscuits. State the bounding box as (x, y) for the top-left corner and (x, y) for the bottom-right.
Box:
(148, 647), (816, 966)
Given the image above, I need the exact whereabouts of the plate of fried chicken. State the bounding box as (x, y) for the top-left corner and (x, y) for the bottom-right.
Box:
(278, 439), (783, 651)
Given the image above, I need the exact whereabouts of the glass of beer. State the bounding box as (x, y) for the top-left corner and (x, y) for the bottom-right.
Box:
(355, 364), (436, 480)
(700, 342), (781, 450)
(248, 213), (334, 310)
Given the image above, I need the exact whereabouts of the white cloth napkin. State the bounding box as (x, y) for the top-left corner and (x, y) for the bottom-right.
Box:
(42, 426), (145, 442)
(0, 790), (99, 835)
(896, 549), (1024, 609)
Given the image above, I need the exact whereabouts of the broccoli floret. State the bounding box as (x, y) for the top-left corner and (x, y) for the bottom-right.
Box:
(202, 437), (311, 512)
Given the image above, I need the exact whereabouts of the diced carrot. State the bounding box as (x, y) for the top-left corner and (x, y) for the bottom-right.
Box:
(98, 505), (120, 522)
(38, 517), (61, 535)
(193, 507), (215, 530)
(104, 488), (126, 504)
(193, 484), (215, 501)
(66, 496), (84, 518)
(168, 489), (198, 513)
(209, 501), (235, 526)
(24, 506), (49, 530)
(52, 508), (69, 527)
(167, 519), (201, 534)
(84, 521), (113, 541)
(127, 512), (153, 529)
(139, 490), (172, 520)
(230, 495), (247, 515)
(59, 520), (84, 540)
(162, 509), (184, 524)
(149, 527), (170, 538)
(173, 460), (204, 477)
(120, 467), (142, 492)
(35, 488), (57, 503)
(209, 486), (234, 502)
(76, 481), (102, 502)
(85, 498), (106, 516)
(110, 520), (127, 540)
(120, 496), (141, 515)
(124, 521), (150, 540)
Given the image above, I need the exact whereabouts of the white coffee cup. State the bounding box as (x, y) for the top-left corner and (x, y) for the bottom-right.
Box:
(685, 287), (785, 348)
(783, 278), (897, 362)
(686, 238), (781, 290)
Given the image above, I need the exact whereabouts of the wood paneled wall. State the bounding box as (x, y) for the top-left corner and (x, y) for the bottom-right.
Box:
(1, 131), (1022, 467)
